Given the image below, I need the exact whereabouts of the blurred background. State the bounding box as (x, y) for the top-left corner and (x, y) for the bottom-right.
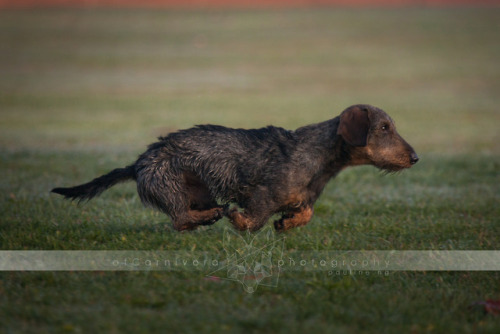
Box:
(1, 0), (499, 155)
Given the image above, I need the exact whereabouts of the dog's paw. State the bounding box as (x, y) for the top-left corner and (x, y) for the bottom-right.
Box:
(214, 206), (225, 219)
(225, 207), (239, 218)
(220, 204), (231, 216)
(273, 218), (285, 231)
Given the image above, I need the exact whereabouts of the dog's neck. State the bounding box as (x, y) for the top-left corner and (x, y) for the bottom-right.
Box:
(295, 117), (353, 172)
(290, 118), (356, 204)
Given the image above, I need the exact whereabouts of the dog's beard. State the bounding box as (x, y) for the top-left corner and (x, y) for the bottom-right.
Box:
(376, 162), (409, 174)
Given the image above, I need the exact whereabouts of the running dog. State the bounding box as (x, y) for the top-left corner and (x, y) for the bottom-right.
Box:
(52, 104), (419, 232)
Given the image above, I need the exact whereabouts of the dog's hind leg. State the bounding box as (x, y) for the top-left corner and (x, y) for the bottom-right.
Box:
(172, 207), (226, 231)
(226, 186), (281, 231)
(227, 208), (271, 232)
(136, 162), (225, 231)
(170, 171), (227, 231)
(226, 194), (275, 231)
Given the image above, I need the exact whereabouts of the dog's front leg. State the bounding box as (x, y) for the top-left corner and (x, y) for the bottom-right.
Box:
(274, 206), (314, 232)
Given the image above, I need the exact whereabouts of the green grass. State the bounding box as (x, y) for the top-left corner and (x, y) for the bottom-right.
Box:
(0, 8), (499, 333)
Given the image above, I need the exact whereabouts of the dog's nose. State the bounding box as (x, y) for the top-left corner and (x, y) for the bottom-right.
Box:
(410, 152), (419, 165)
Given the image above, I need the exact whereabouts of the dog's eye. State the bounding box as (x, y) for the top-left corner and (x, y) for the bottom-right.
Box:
(381, 125), (388, 131)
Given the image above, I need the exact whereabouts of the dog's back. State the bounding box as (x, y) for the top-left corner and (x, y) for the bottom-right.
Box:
(135, 124), (298, 205)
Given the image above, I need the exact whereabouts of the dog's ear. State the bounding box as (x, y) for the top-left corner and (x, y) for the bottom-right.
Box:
(337, 106), (370, 147)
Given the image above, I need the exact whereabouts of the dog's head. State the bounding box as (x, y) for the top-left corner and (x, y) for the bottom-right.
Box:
(337, 104), (419, 172)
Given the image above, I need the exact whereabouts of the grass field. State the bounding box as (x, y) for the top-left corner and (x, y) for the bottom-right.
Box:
(1, 8), (499, 333)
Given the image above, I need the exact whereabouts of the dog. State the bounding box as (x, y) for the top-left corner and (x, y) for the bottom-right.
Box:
(52, 104), (419, 232)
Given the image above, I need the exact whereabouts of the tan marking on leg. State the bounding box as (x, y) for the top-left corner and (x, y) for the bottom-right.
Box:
(275, 206), (314, 232)
(227, 208), (257, 231)
(173, 207), (224, 231)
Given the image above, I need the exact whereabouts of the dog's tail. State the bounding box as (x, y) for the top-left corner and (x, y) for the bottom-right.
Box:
(51, 165), (136, 202)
